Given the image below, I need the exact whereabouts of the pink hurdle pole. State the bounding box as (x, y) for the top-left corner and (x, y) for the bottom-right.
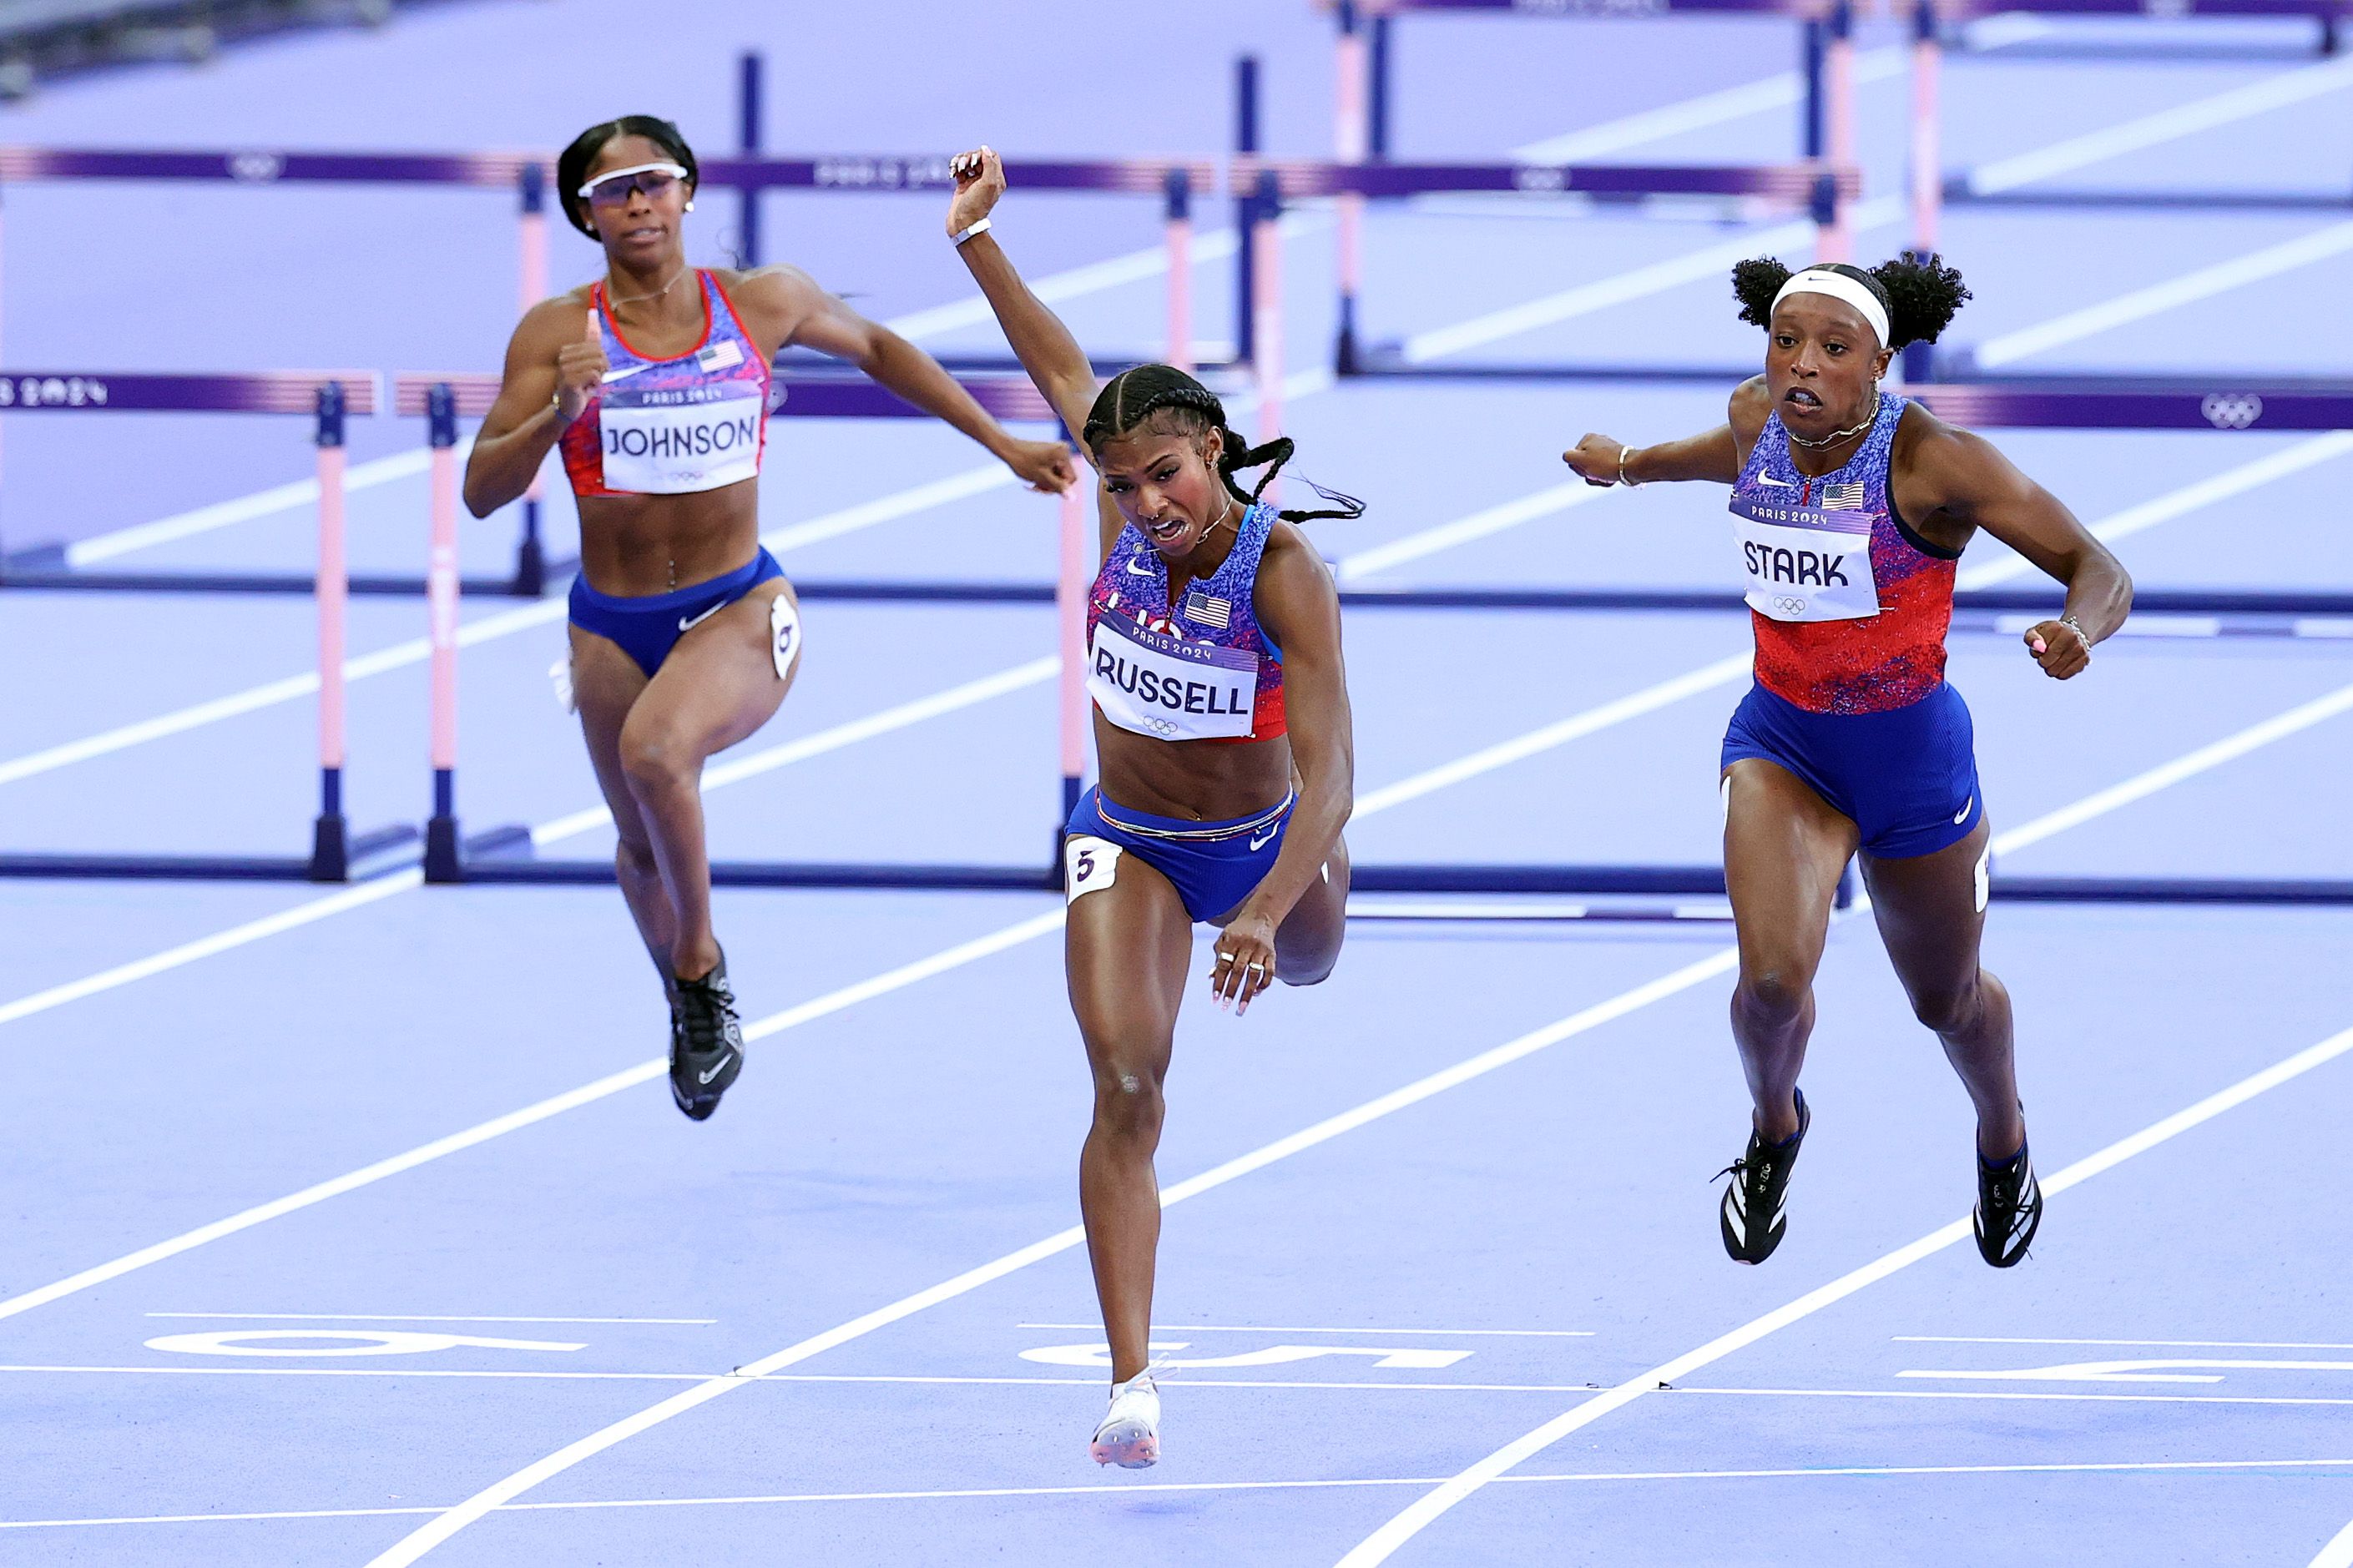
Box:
(1057, 474), (1089, 834)
(1251, 173), (1284, 505)
(423, 383), (464, 884)
(1335, 1), (1371, 373)
(1820, 0), (1857, 263)
(1910, 0), (1943, 259)
(1164, 169), (1194, 372)
(515, 164), (553, 593)
(307, 381), (351, 881)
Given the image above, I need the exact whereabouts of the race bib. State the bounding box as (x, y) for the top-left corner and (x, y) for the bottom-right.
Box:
(1730, 506), (1881, 623)
(1065, 834), (1123, 901)
(598, 385), (764, 495)
(769, 594), (802, 682)
(1087, 614), (1257, 741)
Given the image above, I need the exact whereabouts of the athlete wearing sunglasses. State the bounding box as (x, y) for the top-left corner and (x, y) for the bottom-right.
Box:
(464, 116), (1075, 1121)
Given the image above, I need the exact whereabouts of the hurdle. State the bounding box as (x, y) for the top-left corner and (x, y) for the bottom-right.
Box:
(0, 145), (563, 597)
(0, 369), (418, 883)
(1317, 0), (1862, 380)
(1908, 0), (2353, 292)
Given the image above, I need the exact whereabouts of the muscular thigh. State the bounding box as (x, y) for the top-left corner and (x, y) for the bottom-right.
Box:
(569, 625), (655, 841)
(1860, 815), (1991, 996)
(1066, 843), (1194, 1079)
(631, 578), (800, 759)
(1724, 758), (1861, 982)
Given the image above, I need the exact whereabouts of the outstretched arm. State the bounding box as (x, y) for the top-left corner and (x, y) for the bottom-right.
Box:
(1897, 415), (2132, 680)
(1209, 527), (1353, 1014)
(1560, 378), (1764, 489)
(740, 263), (1073, 494)
(945, 147), (1100, 442)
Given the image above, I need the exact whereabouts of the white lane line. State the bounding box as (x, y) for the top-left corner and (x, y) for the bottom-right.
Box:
(1674, 1384), (2353, 1409)
(0, 906), (1068, 1326)
(13, 1455), (2345, 1534)
(1992, 676), (2353, 857)
(1016, 1322), (1594, 1338)
(144, 1313), (715, 1324)
(1897, 1335), (2353, 1351)
(322, 643), (2353, 1564)
(1401, 196), (1898, 365)
(0, 652), (1055, 1032)
(1334, 1019), (2353, 1565)
(1351, 651), (1755, 818)
(361, 943), (1755, 1568)
(1336, 482), (1606, 581)
(524, 656), (1059, 846)
(1977, 222), (2353, 368)
(0, 872), (423, 1030)
(2309, 1511), (2353, 1568)
(65, 447), (441, 567)
(1967, 53), (2353, 197)
(1957, 433), (2353, 591)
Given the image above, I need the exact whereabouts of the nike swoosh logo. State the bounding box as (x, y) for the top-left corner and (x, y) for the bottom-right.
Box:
(679, 602), (726, 633)
(696, 1051), (735, 1087)
(598, 361), (654, 384)
(1249, 827), (1279, 851)
(1954, 796), (1973, 824)
(1758, 474), (1795, 487)
(1124, 558), (1157, 577)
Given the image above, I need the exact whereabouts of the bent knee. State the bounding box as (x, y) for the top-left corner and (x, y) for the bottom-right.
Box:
(1090, 1066), (1166, 1140)
(1734, 969), (1811, 1027)
(1909, 981), (1982, 1036)
(1276, 950), (1339, 987)
(617, 722), (698, 795)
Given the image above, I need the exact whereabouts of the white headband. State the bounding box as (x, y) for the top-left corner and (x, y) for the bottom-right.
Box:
(1770, 268), (1891, 347)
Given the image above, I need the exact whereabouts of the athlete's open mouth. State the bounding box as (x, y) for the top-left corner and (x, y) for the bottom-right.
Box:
(1783, 387), (1823, 410)
(1144, 514), (1189, 543)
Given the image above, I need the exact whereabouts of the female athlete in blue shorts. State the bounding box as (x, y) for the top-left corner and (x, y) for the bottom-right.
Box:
(948, 146), (1361, 1470)
(1563, 255), (2132, 1270)
(462, 117), (1070, 1120)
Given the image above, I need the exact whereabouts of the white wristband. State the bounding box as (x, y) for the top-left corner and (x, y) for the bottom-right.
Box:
(951, 217), (993, 247)
(1617, 444), (1640, 487)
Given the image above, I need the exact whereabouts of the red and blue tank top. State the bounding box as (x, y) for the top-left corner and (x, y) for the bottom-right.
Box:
(1729, 392), (1958, 715)
(1086, 503), (1286, 745)
(559, 269), (771, 500)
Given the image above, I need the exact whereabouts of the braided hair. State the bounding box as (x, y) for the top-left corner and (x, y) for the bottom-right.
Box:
(1730, 252), (1972, 349)
(1081, 364), (1365, 524)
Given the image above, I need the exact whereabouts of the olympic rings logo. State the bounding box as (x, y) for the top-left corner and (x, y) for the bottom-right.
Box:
(2200, 394), (2265, 430)
(0, 376), (107, 407)
(1774, 596), (1807, 617)
(227, 151), (285, 183)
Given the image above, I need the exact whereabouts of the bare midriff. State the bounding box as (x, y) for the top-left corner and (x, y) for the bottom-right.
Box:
(1096, 719), (1293, 824)
(574, 477), (763, 597)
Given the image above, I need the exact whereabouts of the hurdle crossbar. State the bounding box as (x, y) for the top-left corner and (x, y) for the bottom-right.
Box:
(0, 370), (417, 884)
(0, 147), (561, 596)
(1318, 0), (1861, 380)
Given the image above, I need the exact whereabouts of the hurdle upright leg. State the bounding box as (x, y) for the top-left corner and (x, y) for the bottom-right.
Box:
(1234, 53), (1261, 370)
(309, 381), (351, 882)
(1164, 169), (1194, 373)
(423, 384), (464, 885)
(1252, 171), (1285, 501)
(1906, 0), (1944, 382)
(1335, 0), (1371, 375)
(1057, 473), (1089, 860)
(1819, 0), (1856, 263)
(514, 162), (550, 596)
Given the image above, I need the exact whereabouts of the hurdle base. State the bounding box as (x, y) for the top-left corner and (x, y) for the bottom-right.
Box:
(0, 566), (569, 597)
(309, 813), (349, 882)
(453, 859), (1062, 891)
(424, 815), (463, 885)
(0, 853), (322, 881)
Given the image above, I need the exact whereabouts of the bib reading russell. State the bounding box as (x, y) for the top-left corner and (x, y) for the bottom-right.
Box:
(560, 269), (772, 499)
(1085, 502), (1286, 745)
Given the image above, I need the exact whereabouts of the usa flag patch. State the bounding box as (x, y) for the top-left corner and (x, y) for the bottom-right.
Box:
(1820, 481), (1867, 511)
(1184, 592), (1234, 629)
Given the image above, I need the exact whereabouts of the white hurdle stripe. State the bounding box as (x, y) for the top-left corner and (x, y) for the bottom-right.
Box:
(1336, 1020), (2353, 1565)
(2310, 1513), (2353, 1568)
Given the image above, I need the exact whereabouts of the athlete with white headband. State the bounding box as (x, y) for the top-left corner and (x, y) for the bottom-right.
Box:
(463, 116), (1073, 1120)
(1562, 254), (2133, 1271)
(946, 145), (1363, 1470)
